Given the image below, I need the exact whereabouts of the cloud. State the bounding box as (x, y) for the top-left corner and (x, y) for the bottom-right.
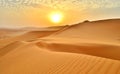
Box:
(0, 0), (42, 8)
(0, 0), (120, 11)
(61, 0), (120, 10)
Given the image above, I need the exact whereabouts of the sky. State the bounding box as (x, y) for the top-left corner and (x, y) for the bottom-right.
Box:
(0, 0), (120, 28)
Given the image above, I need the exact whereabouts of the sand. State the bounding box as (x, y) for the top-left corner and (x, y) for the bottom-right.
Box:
(50, 19), (120, 43)
(0, 19), (120, 74)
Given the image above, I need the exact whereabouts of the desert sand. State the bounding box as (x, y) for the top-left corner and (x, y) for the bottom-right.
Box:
(0, 19), (120, 74)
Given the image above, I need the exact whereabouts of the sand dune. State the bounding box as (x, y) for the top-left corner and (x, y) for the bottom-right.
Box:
(0, 19), (120, 74)
(0, 41), (27, 57)
(50, 19), (120, 43)
(0, 28), (26, 39)
(0, 42), (120, 74)
(0, 26), (64, 40)
(36, 38), (120, 60)
(0, 30), (58, 49)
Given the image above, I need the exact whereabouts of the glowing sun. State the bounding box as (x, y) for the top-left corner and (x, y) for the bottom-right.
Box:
(49, 11), (64, 23)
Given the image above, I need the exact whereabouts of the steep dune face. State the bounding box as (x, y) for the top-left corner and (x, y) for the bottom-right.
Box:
(51, 19), (120, 43)
(36, 38), (120, 60)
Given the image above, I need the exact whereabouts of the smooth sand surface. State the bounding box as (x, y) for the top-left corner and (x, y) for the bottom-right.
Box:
(36, 37), (120, 60)
(0, 19), (120, 74)
(0, 30), (58, 49)
(50, 19), (120, 43)
(0, 42), (120, 74)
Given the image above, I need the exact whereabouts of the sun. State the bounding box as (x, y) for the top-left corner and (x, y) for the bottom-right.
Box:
(49, 11), (64, 24)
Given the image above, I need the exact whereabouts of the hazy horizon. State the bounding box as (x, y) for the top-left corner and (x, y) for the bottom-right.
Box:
(0, 0), (120, 28)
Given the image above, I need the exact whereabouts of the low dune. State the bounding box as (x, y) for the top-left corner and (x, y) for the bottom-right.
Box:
(0, 29), (59, 49)
(0, 41), (27, 57)
(0, 28), (26, 39)
(0, 19), (120, 74)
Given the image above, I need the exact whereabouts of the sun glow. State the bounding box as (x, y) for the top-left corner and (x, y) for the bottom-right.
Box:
(49, 11), (64, 24)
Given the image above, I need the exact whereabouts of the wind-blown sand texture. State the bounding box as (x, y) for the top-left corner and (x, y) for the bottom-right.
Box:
(0, 19), (120, 74)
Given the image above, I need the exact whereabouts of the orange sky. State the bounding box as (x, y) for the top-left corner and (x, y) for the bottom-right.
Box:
(0, 7), (87, 27)
(0, 0), (120, 28)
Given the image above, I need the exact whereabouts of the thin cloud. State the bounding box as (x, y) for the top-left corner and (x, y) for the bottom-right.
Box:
(0, 0), (120, 10)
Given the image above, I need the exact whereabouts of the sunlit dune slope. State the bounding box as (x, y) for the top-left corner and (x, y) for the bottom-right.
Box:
(50, 19), (120, 43)
(36, 38), (120, 60)
(34, 19), (120, 60)
(0, 19), (120, 74)
(0, 42), (120, 74)
(0, 41), (27, 57)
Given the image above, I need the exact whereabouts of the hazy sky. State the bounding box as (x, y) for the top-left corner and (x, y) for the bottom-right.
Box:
(0, 0), (120, 28)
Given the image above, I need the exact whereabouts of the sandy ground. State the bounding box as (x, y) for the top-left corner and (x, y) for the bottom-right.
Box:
(0, 19), (120, 74)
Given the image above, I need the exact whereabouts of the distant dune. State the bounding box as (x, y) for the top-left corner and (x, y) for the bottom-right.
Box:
(0, 29), (61, 49)
(0, 19), (120, 74)
(0, 28), (26, 39)
(50, 19), (120, 43)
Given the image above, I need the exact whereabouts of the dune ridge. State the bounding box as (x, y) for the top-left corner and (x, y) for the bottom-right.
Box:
(0, 42), (120, 74)
(49, 19), (120, 43)
(0, 41), (27, 57)
(0, 30), (58, 49)
(0, 19), (120, 74)
(36, 38), (120, 60)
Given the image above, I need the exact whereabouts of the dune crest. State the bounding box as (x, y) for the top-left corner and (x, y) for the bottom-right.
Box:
(0, 43), (120, 74)
(50, 19), (120, 43)
(0, 19), (120, 74)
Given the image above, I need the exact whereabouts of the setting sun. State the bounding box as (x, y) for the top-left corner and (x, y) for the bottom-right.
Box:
(49, 11), (64, 23)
